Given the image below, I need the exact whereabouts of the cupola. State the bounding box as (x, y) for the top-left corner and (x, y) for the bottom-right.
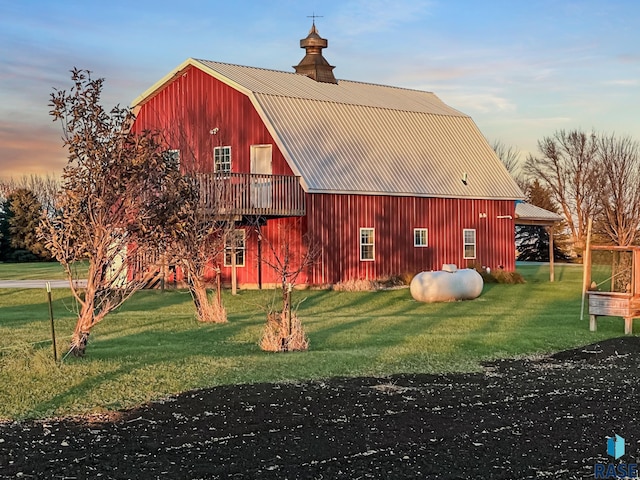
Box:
(293, 22), (337, 84)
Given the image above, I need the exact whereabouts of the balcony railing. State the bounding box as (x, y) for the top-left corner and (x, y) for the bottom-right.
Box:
(195, 172), (305, 217)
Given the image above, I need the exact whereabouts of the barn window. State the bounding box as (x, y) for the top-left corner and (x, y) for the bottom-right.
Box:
(224, 229), (245, 267)
(214, 146), (232, 172)
(360, 228), (375, 261)
(463, 229), (476, 259)
(165, 149), (180, 168)
(414, 228), (428, 247)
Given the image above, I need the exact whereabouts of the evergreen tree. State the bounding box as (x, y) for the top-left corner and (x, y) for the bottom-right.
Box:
(7, 188), (51, 260)
(0, 198), (12, 260)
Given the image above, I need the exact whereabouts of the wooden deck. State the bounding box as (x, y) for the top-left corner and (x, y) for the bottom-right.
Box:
(196, 172), (305, 218)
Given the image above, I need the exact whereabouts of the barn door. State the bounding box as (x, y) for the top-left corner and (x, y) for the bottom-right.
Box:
(250, 145), (272, 209)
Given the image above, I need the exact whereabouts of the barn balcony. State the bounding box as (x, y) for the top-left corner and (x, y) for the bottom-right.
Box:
(195, 172), (306, 218)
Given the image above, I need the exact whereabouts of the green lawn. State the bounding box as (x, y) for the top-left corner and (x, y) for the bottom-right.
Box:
(0, 261), (88, 280)
(0, 263), (627, 420)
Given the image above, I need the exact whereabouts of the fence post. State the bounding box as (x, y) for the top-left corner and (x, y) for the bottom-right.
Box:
(46, 282), (58, 363)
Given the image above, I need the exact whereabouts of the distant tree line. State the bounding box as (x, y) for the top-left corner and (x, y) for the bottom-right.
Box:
(492, 129), (640, 261)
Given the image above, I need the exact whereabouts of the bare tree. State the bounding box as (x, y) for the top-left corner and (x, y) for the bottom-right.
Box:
(166, 175), (235, 323)
(140, 103), (235, 323)
(596, 133), (640, 246)
(256, 219), (320, 352)
(42, 68), (189, 356)
(491, 139), (521, 175)
(524, 129), (600, 257)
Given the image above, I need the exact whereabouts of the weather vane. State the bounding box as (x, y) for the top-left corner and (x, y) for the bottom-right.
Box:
(307, 13), (323, 25)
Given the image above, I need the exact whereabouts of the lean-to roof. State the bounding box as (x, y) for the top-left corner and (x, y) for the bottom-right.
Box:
(515, 203), (563, 225)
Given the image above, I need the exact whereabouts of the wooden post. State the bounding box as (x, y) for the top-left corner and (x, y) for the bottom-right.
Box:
(257, 232), (263, 290)
(46, 282), (58, 363)
(216, 267), (222, 306)
(548, 226), (554, 282)
(581, 218), (593, 322)
(160, 253), (167, 291)
(625, 317), (633, 335)
(287, 283), (292, 336)
(231, 234), (238, 296)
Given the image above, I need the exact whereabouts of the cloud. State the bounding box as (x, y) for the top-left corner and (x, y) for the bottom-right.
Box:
(446, 93), (516, 114)
(0, 121), (66, 179)
(618, 54), (640, 64)
(335, 0), (433, 35)
(603, 79), (639, 87)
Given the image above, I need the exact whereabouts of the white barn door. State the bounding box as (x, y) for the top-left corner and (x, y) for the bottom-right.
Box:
(250, 145), (272, 209)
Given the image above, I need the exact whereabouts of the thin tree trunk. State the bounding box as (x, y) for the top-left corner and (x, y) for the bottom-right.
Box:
(69, 301), (95, 357)
(190, 280), (227, 323)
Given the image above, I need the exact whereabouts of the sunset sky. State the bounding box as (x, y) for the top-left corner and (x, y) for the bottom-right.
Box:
(1, 0), (639, 178)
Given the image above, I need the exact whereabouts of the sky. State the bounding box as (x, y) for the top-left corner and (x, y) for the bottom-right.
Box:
(1, 0), (639, 178)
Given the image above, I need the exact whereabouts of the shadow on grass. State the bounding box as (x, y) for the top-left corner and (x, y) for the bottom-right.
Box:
(388, 269), (615, 370)
(11, 264), (626, 419)
(28, 319), (254, 417)
(0, 293), (78, 329)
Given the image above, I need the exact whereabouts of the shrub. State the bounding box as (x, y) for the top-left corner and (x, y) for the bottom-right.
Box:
(480, 269), (526, 284)
(332, 279), (377, 291)
(260, 311), (309, 352)
(332, 275), (409, 292)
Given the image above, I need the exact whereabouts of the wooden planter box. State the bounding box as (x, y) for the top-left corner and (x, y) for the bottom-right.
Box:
(588, 291), (640, 334)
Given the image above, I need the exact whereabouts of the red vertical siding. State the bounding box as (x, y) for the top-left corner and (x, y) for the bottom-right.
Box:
(305, 194), (515, 285)
(188, 194), (516, 287)
(132, 64), (517, 287)
(133, 65), (294, 177)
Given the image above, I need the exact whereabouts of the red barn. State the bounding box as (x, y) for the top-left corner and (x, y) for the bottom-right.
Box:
(131, 24), (524, 287)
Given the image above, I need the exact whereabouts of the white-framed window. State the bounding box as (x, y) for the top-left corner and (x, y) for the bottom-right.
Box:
(463, 229), (476, 259)
(165, 149), (180, 168)
(224, 229), (245, 267)
(414, 228), (428, 247)
(214, 146), (232, 172)
(360, 228), (375, 261)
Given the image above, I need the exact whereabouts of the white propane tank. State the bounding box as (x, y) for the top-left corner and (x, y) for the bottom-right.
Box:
(410, 267), (483, 303)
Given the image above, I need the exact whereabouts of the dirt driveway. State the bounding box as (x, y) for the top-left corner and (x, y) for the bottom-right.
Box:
(2, 336), (639, 479)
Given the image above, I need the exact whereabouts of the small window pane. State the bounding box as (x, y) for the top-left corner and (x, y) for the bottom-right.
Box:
(166, 149), (180, 167)
(463, 229), (476, 259)
(214, 146), (232, 172)
(414, 228), (428, 247)
(360, 228), (375, 261)
(224, 229), (245, 267)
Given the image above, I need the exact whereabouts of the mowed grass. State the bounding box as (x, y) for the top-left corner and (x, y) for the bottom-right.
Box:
(0, 263), (627, 420)
(0, 261), (88, 280)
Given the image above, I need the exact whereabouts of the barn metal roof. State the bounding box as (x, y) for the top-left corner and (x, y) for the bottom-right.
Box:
(135, 58), (524, 200)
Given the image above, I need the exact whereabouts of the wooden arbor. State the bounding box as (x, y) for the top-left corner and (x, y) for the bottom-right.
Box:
(586, 246), (640, 334)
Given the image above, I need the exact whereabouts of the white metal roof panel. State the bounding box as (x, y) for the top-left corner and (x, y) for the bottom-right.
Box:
(195, 59), (466, 116)
(255, 94), (523, 199)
